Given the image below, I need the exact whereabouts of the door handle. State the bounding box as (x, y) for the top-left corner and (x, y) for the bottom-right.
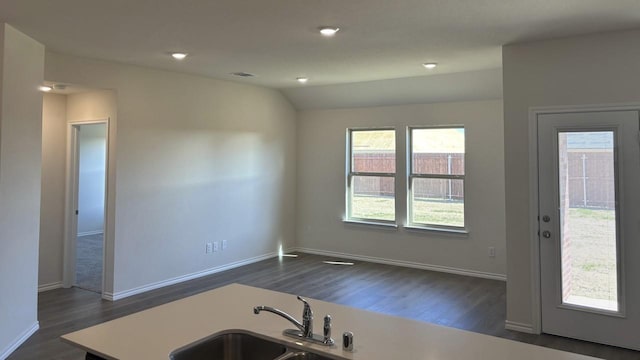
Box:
(542, 231), (551, 238)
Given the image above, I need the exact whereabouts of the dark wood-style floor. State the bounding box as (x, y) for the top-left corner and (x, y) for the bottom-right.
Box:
(8, 253), (639, 360)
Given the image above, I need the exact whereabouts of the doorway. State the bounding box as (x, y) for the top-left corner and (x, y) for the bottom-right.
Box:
(536, 109), (640, 350)
(64, 121), (108, 294)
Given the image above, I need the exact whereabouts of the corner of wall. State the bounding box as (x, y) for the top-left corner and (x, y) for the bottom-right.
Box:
(0, 22), (44, 359)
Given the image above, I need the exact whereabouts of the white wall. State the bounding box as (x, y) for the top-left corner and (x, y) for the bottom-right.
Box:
(503, 29), (640, 329)
(39, 93), (67, 290)
(0, 24), (43, 359)
(296, 100), (506, 278)
(77, 123), (106, 235)
(45, 52), (297, 297)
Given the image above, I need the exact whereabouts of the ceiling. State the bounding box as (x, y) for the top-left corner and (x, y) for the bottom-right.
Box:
(1, 1), (639, 108)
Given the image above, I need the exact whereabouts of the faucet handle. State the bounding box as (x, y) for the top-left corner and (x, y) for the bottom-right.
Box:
(297, 296), (313, 337)
(296, 296), (310, 307)
(297, 296), (313, 318)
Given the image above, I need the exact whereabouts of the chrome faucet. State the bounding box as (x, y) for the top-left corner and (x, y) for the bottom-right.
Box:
(254, 295), (334, 346)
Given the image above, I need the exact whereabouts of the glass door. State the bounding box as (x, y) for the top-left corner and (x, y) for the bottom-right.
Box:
(537, 110), (640, 350)
(557, 130), (618, 312)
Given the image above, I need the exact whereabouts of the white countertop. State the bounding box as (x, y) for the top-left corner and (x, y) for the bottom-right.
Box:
(61, 284), (601, 360)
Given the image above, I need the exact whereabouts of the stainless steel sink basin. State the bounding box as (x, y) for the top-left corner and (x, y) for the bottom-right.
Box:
(170, 331), (287, 360)
(274, 351), (334, 360)
(170, 331), (337, 360)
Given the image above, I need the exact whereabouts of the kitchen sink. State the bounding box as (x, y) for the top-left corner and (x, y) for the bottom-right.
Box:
(170, 331), (287, 360)
(170, 331), (336, 360)
(274, 351), (334, 360)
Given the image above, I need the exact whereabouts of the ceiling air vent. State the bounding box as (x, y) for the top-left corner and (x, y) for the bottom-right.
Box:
(230, 72), (255, 77)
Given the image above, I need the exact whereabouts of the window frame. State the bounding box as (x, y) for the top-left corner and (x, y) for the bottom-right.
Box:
(345, 127), (397, 226)
(407, 125), (467, 232)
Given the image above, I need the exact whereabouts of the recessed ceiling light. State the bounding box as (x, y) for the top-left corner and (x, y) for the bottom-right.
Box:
(422, 62), (438, 69)
(39, 85), (52, 92)
(171, 52), (188, 60)
(296, 77), (309, 84)
(319, 27), (340, 37)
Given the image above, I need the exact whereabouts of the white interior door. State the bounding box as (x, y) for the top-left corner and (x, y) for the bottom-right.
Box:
(538, 110), (640, 350)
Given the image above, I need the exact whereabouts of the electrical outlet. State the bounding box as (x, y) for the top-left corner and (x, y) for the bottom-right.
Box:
(222, 240), (228, 250)
(488, 247), (496, 258)
(205, 242), (213, 254)
(213, 241), (220, 252)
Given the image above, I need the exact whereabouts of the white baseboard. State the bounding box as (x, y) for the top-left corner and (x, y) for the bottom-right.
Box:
(292, 247), (507, 281)
(104, 251), (279, 301)
(505, 320), (536, 334)
(0, 322), (39, 360)
(38, 281), (63, 292)
(77, 230), (103, 237)
(102, 292), (116, 301)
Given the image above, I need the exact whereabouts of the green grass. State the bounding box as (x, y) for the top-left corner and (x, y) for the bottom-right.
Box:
(413, 199), (463, 227)
(351, 196), (395, 221)
(350, 195), (463, 226)
(572, 207), (616, 221)
(565, 208), (617, 303)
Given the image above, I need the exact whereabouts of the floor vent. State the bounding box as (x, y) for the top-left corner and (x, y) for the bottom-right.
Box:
(322, 260), (355, 266)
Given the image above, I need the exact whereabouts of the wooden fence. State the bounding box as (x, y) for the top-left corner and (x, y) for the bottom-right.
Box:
(352, 153), (464, 200)
(353, 151), (614, 209)
(567, 152), (615, 209)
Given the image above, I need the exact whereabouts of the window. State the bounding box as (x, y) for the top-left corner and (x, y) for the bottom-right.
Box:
(346, 129), (396, 223)
(408, 127), (465, 229)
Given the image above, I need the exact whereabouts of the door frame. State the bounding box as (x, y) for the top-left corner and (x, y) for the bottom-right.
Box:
(527, 103), (640, 335)
(62, 118), (110, 295)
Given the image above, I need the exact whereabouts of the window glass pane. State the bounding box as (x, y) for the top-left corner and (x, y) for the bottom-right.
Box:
(558, 131), (618, 311)
(412, 128), (464, 175)
(411, 178), (464, 227)
(351, 175), (395, 221)
(352, 130), (395, 173)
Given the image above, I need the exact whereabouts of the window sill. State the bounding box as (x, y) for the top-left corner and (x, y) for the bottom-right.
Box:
(404, 225), (469, 236)
(343, 219), (399, 229)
